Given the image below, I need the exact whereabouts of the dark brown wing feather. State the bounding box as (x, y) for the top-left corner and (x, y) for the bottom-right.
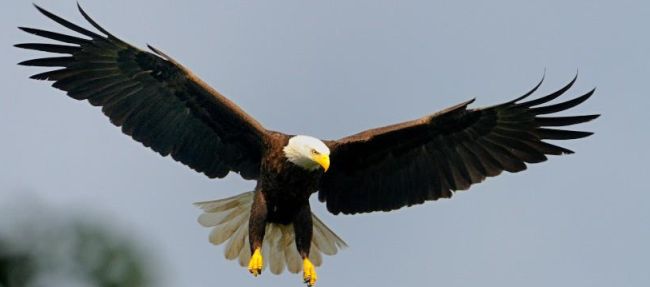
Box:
(319, 75), (599, 214)
(17, 4), (270, 179)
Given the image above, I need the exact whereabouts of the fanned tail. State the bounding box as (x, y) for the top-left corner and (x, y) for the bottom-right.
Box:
(194, 191), (347, 274)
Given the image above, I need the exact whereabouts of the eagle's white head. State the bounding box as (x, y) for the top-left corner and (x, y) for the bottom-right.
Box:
(283, 135), (330, 172)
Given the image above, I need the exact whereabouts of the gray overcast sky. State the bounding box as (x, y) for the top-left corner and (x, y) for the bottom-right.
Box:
(2, 0), (648, 286)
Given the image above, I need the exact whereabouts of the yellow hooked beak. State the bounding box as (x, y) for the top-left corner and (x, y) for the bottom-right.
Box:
(313, 154), (330, 172)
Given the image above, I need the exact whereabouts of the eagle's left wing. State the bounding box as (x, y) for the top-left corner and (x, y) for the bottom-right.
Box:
(319, 76), (598, 215)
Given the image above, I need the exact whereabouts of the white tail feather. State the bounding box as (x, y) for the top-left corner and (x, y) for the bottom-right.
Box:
(194, 191), (347, 274)
(224, 219), (248, 260)
(284, 229), (302, 273)
(238, 236), (251, 267)
(310, 244), (323, 266)
(207, 211), (248, 245)
(267, 225), (286, 274)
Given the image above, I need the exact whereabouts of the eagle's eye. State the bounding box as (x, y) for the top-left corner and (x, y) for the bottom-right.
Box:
(311, 149), (320, 155)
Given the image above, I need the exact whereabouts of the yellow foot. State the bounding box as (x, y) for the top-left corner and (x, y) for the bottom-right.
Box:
(302, 258), (318, 286)
(248, 248), (263, 277)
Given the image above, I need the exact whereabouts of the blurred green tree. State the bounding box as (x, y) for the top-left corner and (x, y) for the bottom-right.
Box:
(0, 204), (155, 287)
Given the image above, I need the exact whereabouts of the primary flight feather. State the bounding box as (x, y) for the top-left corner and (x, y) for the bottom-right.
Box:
(17, 4), (599, 286)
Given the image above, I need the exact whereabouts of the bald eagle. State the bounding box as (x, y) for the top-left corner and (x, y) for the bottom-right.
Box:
(17, 4), (599, 286)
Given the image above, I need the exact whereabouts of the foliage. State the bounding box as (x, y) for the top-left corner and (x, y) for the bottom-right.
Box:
(0, 207), (154, 287)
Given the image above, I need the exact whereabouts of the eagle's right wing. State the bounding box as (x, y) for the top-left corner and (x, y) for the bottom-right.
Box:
(17, 4), (271, 179)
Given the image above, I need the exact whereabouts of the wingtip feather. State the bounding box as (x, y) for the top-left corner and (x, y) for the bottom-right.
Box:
(519, 73), (579, 108)
(531, 88), (596, 115)
(32, 3), (44, 11)
(32, 3), (55, 19)
(76, 2), (114, 38)
(509, 71), (546, 104)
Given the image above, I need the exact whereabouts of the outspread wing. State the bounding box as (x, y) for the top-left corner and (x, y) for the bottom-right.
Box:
(319, 75), (599, 214)
(17, 4), (270, 179)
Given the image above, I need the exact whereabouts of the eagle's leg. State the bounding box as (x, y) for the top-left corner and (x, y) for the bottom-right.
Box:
(248, 191), (267, 276)
(294, 202), (317, 286)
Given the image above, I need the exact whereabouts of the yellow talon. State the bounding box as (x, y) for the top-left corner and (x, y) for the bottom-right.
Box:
(248, 248), (263, 277)
(302, 258), (317, 286)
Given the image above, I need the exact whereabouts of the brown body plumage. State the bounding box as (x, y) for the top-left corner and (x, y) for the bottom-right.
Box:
(17, 4), (599, 286)
(252, 133), (324, 259)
